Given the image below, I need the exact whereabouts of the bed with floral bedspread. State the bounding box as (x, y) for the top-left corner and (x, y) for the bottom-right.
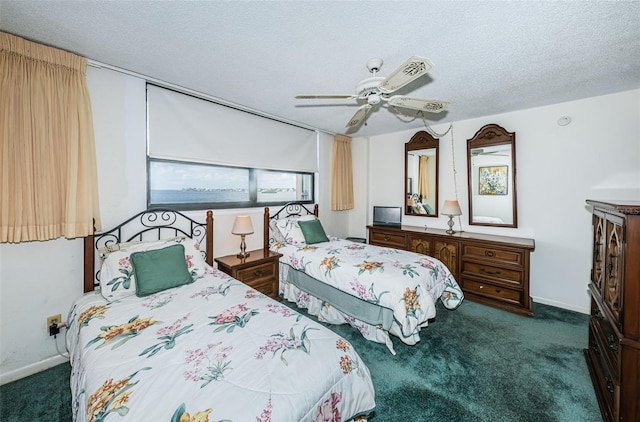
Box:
(66, 266), (375, 422)
(271, 236), (464, 354)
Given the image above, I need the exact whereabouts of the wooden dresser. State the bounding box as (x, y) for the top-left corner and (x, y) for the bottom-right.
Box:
(368, 225), (535, 316)
(584, 200), (640, 422)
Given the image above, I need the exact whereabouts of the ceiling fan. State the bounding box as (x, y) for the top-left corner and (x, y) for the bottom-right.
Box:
(295, 55), (449, 129)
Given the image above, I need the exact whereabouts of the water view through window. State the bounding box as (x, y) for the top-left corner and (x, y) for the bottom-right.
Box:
(149, 160), (313, 208)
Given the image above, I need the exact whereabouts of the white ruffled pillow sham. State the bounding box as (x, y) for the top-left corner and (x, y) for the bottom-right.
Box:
(273, 215), (316, 245)
(98, 237), (207, 301)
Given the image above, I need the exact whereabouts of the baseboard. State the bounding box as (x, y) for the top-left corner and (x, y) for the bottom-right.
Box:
(532, 296), (589, 315)
(0, 355), (69, 386)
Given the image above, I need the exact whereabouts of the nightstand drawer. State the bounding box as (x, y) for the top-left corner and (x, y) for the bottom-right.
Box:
(463, 244), (524, 267)
(462, 261), (522, 285)
(236, 262), (276, 283)
(247, 278), (278, 298)
(462, 278), (521, 302)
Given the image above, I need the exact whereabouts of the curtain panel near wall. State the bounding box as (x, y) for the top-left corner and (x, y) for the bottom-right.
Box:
(330, 134), (354, 211)
(0, 32), (101, 243)
(418, 155), (429, 199)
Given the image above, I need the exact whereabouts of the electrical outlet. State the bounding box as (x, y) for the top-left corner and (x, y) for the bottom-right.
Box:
(47, 314), (61, 333)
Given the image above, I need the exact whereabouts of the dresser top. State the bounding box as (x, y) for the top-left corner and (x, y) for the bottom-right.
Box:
(586, 199), (640, 215)
(368, 225), (535, 249)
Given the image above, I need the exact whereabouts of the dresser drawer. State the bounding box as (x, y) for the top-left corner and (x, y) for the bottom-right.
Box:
(235, 262), (276, 283)
(462, 278), (521, 302)
(463, 244), (524, 267)
(462, 261), (523, 285)
(590, 313), (620, 381)
(585, 327), (618, 421)
(369, 230), (407, 249)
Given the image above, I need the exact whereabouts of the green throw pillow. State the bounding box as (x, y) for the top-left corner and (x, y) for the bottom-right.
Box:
(298, 219), (329, 244)
(131, 244), (193, 297)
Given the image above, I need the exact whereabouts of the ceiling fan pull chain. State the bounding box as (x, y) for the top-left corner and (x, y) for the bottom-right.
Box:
(448, 125), (464, 231)
(420, 113), (462, 229)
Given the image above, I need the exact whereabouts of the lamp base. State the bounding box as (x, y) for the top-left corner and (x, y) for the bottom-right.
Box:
(446, 216), (456, 235)
(237, 235), (250, 259)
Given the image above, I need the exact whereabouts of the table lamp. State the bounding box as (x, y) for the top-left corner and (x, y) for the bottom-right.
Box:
(442, 200), (462, 235)
(232, 215), (254, 258)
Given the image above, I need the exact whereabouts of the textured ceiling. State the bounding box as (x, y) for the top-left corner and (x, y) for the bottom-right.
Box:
(1, 1), (639, 137)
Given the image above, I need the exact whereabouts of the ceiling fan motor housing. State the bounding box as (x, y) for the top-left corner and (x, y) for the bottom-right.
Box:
(356, 76), (385, 98)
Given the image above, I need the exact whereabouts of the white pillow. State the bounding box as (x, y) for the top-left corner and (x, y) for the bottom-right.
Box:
(274, 215), (316, 245)
(98, 237), (207, 301)
(269, 218), (286, 244)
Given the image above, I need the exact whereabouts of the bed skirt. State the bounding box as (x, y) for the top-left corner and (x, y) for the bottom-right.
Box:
(280, 263), (437, 354)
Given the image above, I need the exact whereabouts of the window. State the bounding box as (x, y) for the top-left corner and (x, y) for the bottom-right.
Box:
(148, 158), (314, 210)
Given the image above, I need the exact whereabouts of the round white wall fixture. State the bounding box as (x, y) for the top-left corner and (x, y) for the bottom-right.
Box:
(557, 116), (572, 126)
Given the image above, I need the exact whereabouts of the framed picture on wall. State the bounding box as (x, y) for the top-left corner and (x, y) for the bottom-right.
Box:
(479, 166), (508, 195)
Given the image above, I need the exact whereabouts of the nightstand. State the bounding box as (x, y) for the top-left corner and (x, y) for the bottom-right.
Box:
(214, 249), (283, 300)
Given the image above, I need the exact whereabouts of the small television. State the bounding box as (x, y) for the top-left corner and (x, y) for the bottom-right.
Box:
(373, 206), (402, 227)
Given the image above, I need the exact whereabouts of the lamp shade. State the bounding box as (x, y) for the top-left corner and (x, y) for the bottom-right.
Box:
(231, 215), (254, 235)
(442, 200), (462, 216)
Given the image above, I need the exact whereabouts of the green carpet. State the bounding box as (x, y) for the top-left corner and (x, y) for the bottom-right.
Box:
(0, 300), (600, 421)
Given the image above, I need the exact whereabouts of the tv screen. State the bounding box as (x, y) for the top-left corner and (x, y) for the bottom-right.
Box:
(373, 206), (402, 227)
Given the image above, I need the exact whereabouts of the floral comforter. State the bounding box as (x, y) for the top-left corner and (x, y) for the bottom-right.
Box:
(66, 269), (375, 422)
(273, 239), (464, 350)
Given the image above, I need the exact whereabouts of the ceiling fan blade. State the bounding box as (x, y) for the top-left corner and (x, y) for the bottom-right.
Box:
(387, 96), (449, 113)
(346, 104), (372, 128)
(295, 94), (358, 99)
(378, 55), (434, 94)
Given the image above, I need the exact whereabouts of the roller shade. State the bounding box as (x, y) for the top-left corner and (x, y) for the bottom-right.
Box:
(147, 85), (318, 172)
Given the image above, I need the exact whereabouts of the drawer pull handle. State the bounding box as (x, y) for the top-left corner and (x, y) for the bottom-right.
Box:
(591, 339), (600, 354)
(479, 285), (484, 289)
(607, 334), (619, 352)
(605, 376), (614, 394)
(253, 270), (263, 277)
(384, 235), (390, 241)
(485, 250), (495, 257)
(480, 267), (501, 275)
(495, 288), (502, 293)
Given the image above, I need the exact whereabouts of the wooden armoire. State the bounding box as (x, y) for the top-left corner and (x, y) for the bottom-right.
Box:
(584, 200), (640, 421)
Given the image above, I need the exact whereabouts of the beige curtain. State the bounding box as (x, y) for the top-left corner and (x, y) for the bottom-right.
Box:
(418, 155), (429, 199)
(330, 134), (354, 211)
(1, 32), (101, 242)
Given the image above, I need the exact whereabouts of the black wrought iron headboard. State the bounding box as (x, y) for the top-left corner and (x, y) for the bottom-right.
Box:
(263, 202), (318, 250)
(83, 208), (213, 292)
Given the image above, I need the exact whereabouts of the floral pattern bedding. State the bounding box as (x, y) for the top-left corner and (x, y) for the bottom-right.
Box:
(66, 268), (375, 422)
(272, 239), (464, 351)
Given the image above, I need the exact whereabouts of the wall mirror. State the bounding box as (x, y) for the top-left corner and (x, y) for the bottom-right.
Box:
(405, 131), (438, 217)
(467, 124), (517, 227)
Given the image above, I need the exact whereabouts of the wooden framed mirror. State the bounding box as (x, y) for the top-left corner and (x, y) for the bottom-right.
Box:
(405, 131), (438, 217)
(467, 124), (517, 228)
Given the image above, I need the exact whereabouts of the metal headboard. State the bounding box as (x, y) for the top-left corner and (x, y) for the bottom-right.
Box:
(263, 202), (318, 250)
(83, 208), (213, 293)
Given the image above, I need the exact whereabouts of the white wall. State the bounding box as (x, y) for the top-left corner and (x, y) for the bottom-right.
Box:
(0, 66), (346, 383)
(359, 89), (640, 314)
